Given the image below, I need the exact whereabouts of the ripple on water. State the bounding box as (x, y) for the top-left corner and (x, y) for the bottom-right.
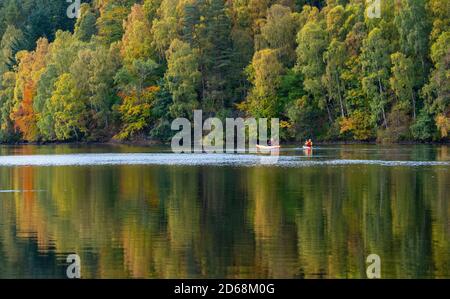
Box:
(0, 153), (448, 167)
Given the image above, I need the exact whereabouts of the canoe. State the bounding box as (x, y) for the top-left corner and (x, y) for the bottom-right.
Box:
(256, 144), (281, 150)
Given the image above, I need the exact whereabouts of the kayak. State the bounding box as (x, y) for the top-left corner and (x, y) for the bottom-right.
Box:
(303, 146), (313, 150)
(256, 144), (281, 150)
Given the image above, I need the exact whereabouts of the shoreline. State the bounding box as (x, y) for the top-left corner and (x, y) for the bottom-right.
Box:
(0, 139), (449, 147)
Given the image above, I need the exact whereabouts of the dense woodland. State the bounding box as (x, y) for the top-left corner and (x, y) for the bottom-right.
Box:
(0, 0), (448, 144)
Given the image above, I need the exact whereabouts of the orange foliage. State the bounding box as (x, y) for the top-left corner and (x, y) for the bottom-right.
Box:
(12, 39), (49, 141)
(14, 83), (38, 141)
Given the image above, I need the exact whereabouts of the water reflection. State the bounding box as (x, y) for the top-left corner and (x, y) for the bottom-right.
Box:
(0, 145), (448, 278)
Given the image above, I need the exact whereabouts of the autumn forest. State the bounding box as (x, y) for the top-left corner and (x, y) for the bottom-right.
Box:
(0, 0), (448, 144)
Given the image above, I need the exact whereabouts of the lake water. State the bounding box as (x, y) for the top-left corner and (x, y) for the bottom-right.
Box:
(0, 144), (448, 278)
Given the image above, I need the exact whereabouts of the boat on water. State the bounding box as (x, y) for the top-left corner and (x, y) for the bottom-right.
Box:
(256, 144), (281, 150)
(303, 139), (313, 150)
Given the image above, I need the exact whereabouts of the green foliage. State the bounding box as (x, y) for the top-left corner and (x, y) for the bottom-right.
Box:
(0, 71), (16, 141)
(51, 73), (87, 141)
(149, 80), (173, 141)
(70, 45), (122, 140)
(114, 58), (160, 140)
(411, 109), (437, 141)
(394, 0), (431, 84)
(324, 39), (347, 118)
(0, 0), (448, 143)
(96, 1), (132, 45)
(422, 31), (450, 139)
(34, 64), (58, 140)
(390, 52), (415, 118)
(361, 28), (391, 128)
(242, 49), (284, 118)
(0, 25), (24, 74)
(378, 106), (412, 143)
(286, 96), (327, 140)
(74, 4), (98, 42)
(150, 0), (179, 57)
(114, 86), (159, 141)
(260, 4), (298, 66)
(296, 19), (327, 99)
(422, 32), (450, 116)
(165, 39), (201, 118)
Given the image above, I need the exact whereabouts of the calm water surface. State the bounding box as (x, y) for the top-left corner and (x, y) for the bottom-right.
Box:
(0, 144), (448, 278)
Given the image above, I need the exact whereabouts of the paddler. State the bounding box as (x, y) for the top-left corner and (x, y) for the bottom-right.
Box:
(304, 139), (313, 148)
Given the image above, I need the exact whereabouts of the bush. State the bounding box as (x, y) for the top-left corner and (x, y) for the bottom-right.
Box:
(377, 106), (411, 143)
(435, 114), (450, 138)
(410, 110), (437, 141)
(339, 110), (374, 141)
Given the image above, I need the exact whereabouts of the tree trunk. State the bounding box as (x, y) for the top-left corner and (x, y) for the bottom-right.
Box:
(326, 97), (333, 124)
(381, 106), (388, 129)
(377, 77), (388, 129)
(336, 74), (345, 118)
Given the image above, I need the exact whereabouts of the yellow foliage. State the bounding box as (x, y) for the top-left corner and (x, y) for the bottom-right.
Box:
(435, 114), (450, 138)
(280, 120), (292, 129)
(339, 110), (373, 140)
(339, 117), (354, 134)
(235, 101), (250, 113)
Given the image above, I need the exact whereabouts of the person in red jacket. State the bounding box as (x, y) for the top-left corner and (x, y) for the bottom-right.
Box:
(304, 139), (313, 147)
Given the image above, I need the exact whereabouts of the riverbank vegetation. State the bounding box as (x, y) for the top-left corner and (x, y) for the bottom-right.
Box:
(0, 0), (448, 144)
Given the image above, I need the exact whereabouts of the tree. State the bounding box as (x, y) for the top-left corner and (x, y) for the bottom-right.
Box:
(74, 4), (98, 42)
(120, 4), (154, 66)
(0, 71), (16, 141)
(0, 25), (24, 76)
(394, 0), (431, 83)
(296, 18), (330, 122)
(1, 0), (76, 47)
(34, 64), (58, 140)
(242, 49), (284, 118)
(361, 28), (391, 128)
(50, 73), (87, 141)
(114, 85), (159, 141)
(390, 52), (416, 119)
(422, 32), (450, 139)
(12, 50), (38, 141)
(339, 110), (373, 140)
(428, 0), (450, 43)
(96, 1), (132, 45)
(11, 38), (49, 141)
(0, 0), (22, 28)
(260, 4), (299, 67)
(323, 39), (347, 118)
(247, 0), (272, 34)
(151, 0), (179, 58)
(33, 31), (83, 141)
(43, 31), (83, 74)
(165, 39), (201, 118)
(325, 4), (345, 40)
(179, 0), (202, 46)
(0, 0), (446, 143)
(70, 45), (122, 140)
(410, 109), (435, 141)
(200, 0), (234, 114)
(114, 59), (160, 140)
(143, 0), (163, 22)
(149, 80), (173, 141)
